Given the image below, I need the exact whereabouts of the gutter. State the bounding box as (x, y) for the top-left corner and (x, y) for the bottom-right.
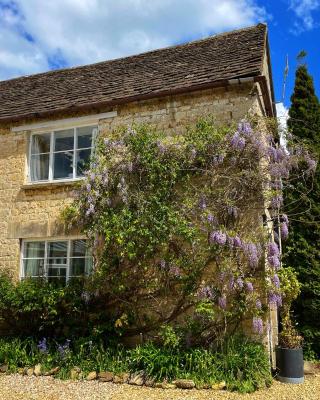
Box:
(2, 75), (274, 126)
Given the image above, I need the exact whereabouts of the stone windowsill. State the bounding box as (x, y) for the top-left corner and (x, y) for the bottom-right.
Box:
(21, 179), (83, 190)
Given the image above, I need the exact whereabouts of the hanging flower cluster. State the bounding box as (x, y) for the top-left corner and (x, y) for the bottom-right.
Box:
(64, 118), (316, 343)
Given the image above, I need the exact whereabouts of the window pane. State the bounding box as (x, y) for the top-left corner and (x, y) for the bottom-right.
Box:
(48, 241), (67, 258)
(30, 154), (49, 181)
(53, 151), (73, 179)
(54, 129), (74, 151)
(24, 242), (45, 258)
(77, 126), (95, 149)
(70, 257), (93, 276)
(71, 240), (87, 257)
(31, 133), (51, 154)
(48, 267), (67, 277)
(23, 259), (44, 277)
(70, 258), (85, 276)
(76, 149), (91, 177)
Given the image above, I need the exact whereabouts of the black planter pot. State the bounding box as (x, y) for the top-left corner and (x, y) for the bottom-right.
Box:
(276, 347), (304, 384)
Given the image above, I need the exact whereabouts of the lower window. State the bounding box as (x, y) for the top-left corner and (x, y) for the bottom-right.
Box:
(21, 239), (93, 285)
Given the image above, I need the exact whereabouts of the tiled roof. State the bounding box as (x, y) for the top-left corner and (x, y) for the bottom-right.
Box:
(0, 23), (268, 123)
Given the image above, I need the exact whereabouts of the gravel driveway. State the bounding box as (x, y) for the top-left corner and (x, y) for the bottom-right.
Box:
(0, 373), (319, 400)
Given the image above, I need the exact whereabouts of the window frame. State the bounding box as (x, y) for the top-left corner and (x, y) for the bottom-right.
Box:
(28, 125), (98, 183)
(20, 238), (93, 283)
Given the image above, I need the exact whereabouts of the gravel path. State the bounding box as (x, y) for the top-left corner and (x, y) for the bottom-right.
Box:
(0, 373), (319, 400)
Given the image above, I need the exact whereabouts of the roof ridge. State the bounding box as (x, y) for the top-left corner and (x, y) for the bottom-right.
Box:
(0, 23), (266, 84)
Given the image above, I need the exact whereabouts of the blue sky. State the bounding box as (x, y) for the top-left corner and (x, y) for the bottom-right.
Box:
(0, 0), (319, 111)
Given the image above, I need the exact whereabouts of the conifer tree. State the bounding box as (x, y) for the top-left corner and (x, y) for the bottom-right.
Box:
(284, 53), (320, 356)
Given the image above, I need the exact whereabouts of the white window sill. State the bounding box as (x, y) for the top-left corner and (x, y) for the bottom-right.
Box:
(22, 178), (84, 190)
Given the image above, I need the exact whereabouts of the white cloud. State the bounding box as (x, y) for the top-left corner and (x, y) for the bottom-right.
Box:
(289, 0), (320, 33)
(0, 0), (268, 81)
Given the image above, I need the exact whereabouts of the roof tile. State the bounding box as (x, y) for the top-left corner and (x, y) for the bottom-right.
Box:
(0, 24), (267, 123)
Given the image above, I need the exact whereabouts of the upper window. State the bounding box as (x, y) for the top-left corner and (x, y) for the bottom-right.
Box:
(29, 125), (97, 182)
(21, 239), (93, 285)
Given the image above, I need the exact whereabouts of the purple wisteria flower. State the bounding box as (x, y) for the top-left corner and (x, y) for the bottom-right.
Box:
(280, 222), (289, 240)
(305, 155), (317, 173)
(282, 214), (289, 225)
(246, 282), (254, 293)
(268, 241), (279, 257)
(209, 231), (227, 246)
(218, 271), (226, 283)
(268, 292), (282, 307)
(207, 213), (216, 224)
(268, 146), (277, 161)
(86, 203), (95, 217)
(159, 259), (166, 270)
(252, 138), (266, 155)
(238, 121), (252, 135)
(236, 277), (244, 289)
(256, 299), (262, 310)
(218, 295), (227, 310)
(271, 274), (280, 289)
(86, 183), (91, 192)
(233, 236), (242, 247)
(212, 154), (224, 165)
(228, 275), (235, 290)
(230, 132), (246, 150)
(267, 241), (280, 269)
(243, 242), (259, 268)
(271, 181), (282, 190)
(252, 317), (263, 334)
(198, 285), (214, 300)
(268, 255), (280, 269)
(227, 206), (238, 219)
(269, 163), (289, 179)
(271, 194), (283, 209)
(37, 338), (48, 354)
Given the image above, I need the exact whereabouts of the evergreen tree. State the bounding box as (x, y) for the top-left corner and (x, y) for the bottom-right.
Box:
(284, 54), (320, 357)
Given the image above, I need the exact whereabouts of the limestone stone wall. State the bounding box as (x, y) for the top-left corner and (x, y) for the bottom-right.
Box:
(0, 83), (261, 280)
(0, 79), (278, 358)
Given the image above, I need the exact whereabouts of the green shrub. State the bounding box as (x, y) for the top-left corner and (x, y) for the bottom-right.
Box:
(129, 335), (271, 392)
(0, 335), (271, 393)
(0, 273), (117, 339)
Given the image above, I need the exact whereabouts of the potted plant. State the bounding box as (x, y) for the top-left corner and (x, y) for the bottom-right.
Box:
(276, 267), (304, 384)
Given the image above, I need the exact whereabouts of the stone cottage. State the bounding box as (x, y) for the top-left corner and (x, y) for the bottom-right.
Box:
(0, 23), (277, 357)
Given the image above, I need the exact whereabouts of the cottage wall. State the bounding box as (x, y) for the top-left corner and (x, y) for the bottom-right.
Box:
(0, 80), (278, 362)
(0, 83), (260, 278)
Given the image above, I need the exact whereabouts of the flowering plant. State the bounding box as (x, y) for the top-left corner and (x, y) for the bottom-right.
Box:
(278, 267), (303, 348)
(64, 118), (315, 345)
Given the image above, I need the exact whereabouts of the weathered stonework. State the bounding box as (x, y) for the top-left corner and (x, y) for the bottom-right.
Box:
(0, 83), (260, 277)
(0, 79), (278, 362)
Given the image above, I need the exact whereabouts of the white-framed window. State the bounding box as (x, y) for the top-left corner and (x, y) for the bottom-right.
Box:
(29, 125), (97, 182)
(21, 239), (93, 285)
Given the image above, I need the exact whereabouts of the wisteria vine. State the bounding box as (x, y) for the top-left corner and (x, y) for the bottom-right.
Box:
(64, 118), (316, 344)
